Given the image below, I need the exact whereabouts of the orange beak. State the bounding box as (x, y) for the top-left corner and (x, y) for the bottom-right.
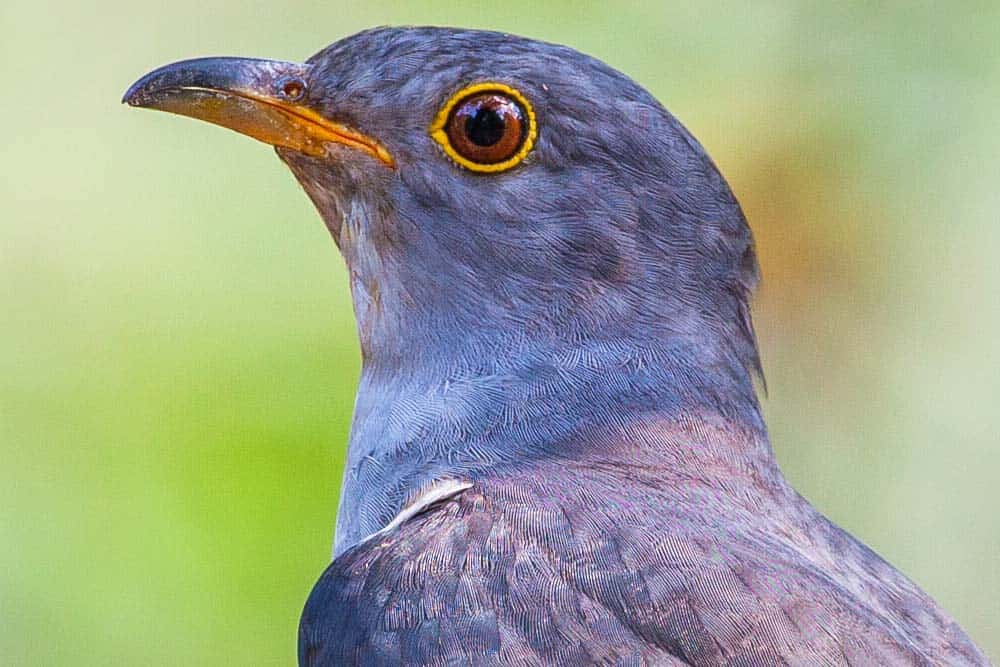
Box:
(123, 57), (394, 167)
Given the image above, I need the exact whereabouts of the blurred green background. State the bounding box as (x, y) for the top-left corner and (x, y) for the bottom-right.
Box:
(3, 1), (998, 664)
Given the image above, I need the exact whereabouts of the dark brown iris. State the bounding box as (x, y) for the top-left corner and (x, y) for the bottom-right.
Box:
(445, 93), (527, 164)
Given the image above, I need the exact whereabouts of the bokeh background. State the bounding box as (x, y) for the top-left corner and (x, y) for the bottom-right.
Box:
(3, 1), (998, 664)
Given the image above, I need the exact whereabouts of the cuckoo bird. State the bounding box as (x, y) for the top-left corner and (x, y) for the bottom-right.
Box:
(124, 27), (988, 666)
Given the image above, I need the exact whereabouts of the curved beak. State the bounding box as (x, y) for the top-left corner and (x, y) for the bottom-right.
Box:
(123, 57), (394, 167)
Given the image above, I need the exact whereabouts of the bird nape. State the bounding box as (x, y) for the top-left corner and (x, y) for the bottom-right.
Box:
(124, 27), (987, 667)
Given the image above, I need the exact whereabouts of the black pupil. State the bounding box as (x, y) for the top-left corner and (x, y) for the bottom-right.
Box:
(465, 107), (506, 146)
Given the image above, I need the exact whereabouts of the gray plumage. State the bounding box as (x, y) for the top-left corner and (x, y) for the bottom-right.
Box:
(126, 26), (990, 666)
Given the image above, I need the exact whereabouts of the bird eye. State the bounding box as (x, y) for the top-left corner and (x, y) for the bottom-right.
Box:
(448, 94), (525, 163)
(430, 83), (537, 173)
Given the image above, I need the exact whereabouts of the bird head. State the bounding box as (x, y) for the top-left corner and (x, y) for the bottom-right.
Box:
(126, 27), (760, 385)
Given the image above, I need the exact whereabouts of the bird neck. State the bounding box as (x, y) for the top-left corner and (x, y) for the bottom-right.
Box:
(332, 310), (771, 555)
(324, 178), (771, 554)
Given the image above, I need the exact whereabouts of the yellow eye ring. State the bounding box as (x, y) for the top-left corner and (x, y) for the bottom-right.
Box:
(429, 82), (537, 173)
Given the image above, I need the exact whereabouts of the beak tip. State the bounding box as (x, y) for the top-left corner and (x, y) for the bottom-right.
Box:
(122, 65), (170, 107)
(122, 60), (197, 108)
(122, 73), (155, 107)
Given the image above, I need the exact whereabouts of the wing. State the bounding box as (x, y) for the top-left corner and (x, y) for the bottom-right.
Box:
(299, 469), (987, 666)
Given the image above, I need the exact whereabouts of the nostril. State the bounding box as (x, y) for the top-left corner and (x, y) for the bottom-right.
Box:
(278, 77), (306, 101)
